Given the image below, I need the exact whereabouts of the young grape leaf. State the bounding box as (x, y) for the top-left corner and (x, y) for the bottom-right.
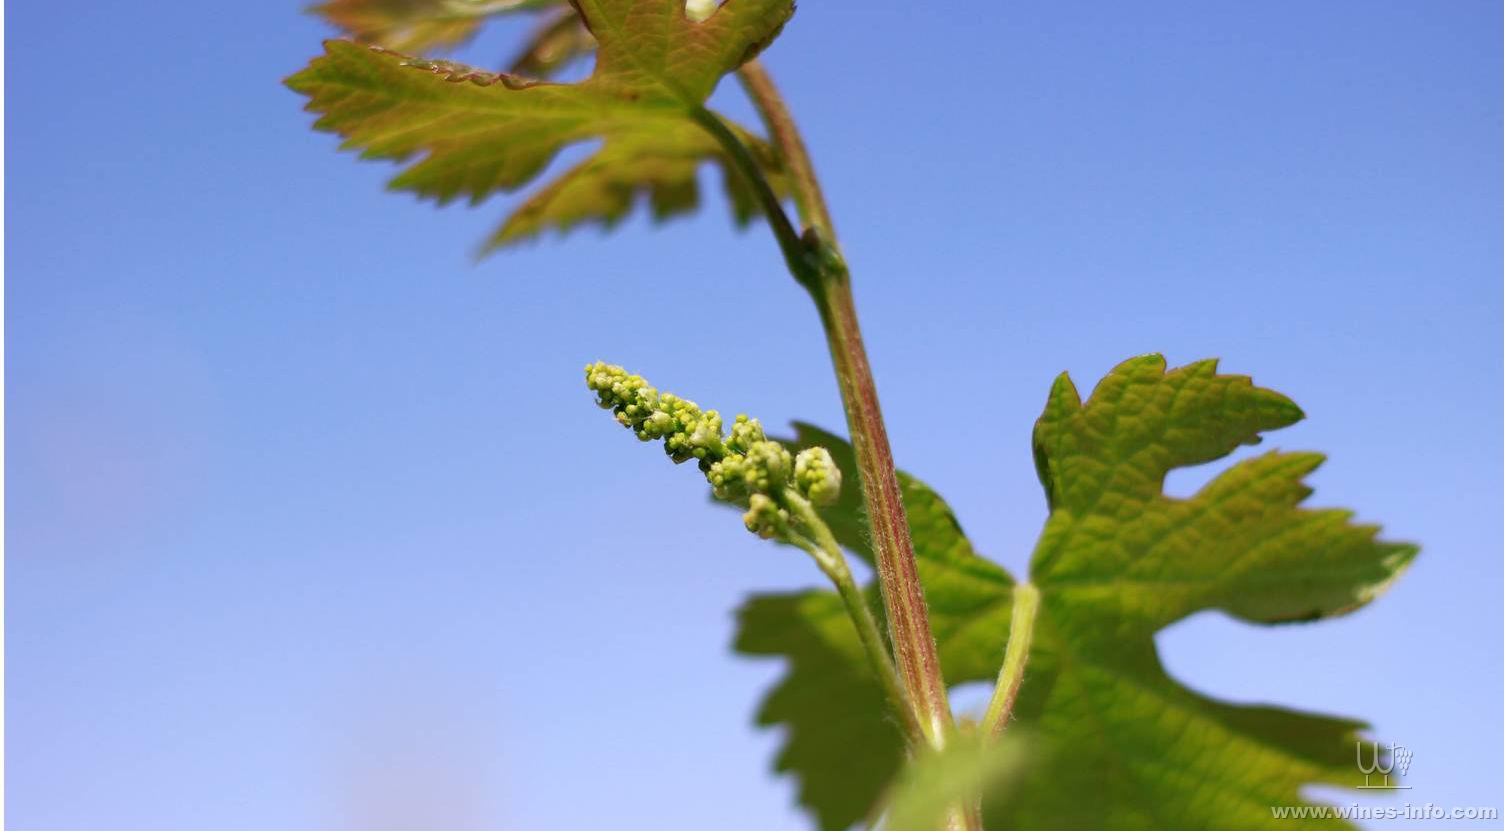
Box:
(313, 0), (594, 78)
(287, 0), (791, 250)
(485, 120), (784, 248)
(736, 590), (906, 831)
(311, 0), (556, 52)
(734, 356), (1416, 830)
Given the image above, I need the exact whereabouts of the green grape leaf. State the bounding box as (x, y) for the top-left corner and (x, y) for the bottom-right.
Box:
(311, 0), (556, 52)
(734, 355), (1416, 830)
(288, 0), (791, 250)
(736, 591), (905, 831)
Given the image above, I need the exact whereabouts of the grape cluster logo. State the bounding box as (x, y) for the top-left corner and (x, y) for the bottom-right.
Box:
(1357, 741), (1413, 790)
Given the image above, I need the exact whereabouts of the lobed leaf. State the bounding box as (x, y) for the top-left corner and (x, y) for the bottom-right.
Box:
(509, 6), (596, 78)
(289, 0), (791, 250)
(734, 356), (1415, 829)
(736, 591), (905, 831)
(311, 0), (557, 52)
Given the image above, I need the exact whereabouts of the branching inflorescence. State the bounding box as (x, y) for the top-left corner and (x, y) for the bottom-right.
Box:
(585, 361), (841, 540)
(584, 360), (922, 744)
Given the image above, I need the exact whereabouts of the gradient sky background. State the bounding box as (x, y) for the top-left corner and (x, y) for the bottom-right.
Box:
(6, 1), (1501, 829)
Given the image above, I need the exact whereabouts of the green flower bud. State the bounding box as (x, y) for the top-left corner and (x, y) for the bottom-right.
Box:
(585, 363), (843, 523)
(794, 447), (842, 506)
(687, 409), (726, 458)
(645, 409), (674, 436)
(661, 405), (712, 463)
(742, 440), (792, 494)
(725, 414), (766, 454)
(743, 493), (790, 540)
(586, 362), (661, 435)
(707, 454), (749, 500)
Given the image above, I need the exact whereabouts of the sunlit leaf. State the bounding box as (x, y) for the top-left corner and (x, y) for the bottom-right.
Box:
(735, 356), (1415, 829)
(311, 0), (555, 52)
(289, 0), (792, 250)
(508, 5), (595, 78)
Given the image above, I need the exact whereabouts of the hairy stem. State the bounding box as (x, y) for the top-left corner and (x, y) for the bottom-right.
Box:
(807, 272), (955, 746)
(712, 60), (981, 831)
(724, 60), (958, 750)
(783, 489), (925, 748)
(736, 59), (836, 241)
(982, 584), (1040, 737)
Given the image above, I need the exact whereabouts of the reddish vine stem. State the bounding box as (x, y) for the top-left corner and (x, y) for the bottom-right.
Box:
(730, 59), (958, 749)
(735, 60), (836, 242)
(809, 263), (955, 747)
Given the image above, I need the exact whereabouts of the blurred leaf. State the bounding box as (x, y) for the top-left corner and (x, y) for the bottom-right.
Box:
(735, 356), (1415, 829)
(486, 118), (785, 248)
(508, 6), (595, 78)
(288, 0), (792, 250)
(881, 735), (1024, 831)
(311, 0), (557, 52)
(315, 0), (594, 78)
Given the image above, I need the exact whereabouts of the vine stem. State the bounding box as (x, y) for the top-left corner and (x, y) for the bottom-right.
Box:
(807, 266), (956, 747)
(707, 58), (983, 831)
(717, 60), (958, 750)
(982, 583), (1040, 737)
(735, 59), (836, 242)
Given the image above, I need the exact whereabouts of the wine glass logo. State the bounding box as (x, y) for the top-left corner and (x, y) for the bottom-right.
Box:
(1356, 741), (1413, 790)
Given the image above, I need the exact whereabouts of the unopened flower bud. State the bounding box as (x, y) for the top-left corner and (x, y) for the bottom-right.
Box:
(726, 414), (766, 454)
(794, 447), (842, 505)
(743, 493), (790, 540)
(708, 455), (749, 500)
(742, 440), (792, 494)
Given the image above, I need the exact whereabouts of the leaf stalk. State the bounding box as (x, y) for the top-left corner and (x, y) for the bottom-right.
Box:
(688, 106), (821, 289)
(982, 583), (1040, 738)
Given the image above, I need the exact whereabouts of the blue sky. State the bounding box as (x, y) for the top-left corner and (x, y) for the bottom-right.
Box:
(6, 1), (1500, 828)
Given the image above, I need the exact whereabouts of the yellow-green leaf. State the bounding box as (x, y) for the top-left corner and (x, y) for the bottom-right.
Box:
(508, 6), (595, 78)
(311, 0), (555, 52)
(288, 0), (791, 249)
(485, 118), (784, 249)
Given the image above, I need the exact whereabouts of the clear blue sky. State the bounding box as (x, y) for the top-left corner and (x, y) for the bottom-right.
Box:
(6, 1), (1500, 828)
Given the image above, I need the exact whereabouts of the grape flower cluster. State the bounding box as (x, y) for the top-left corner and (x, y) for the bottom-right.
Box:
(585, 362), (841, 540)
